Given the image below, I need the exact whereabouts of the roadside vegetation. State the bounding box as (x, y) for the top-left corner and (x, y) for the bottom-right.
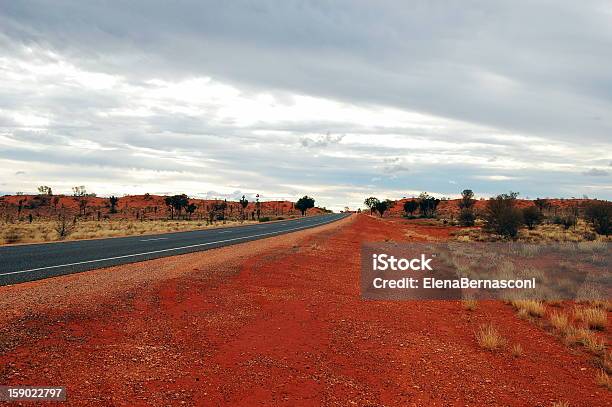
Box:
(0, 186), (323, 245)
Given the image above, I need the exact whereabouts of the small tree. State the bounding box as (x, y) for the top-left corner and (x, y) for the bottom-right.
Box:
(255, 195), (260, 220)
(584, 201), (612, 236)
(364, 197), (379, 215)
(37, 185), (53, 195)
(78, 197), (88, 216)
(186, 203), (197, 220)
(522, 206), (544, 230)
(534, 198), (550, 213)
(55, 212), (76, 240)
(375, 199), (394, 217)
(295, 196), (315, 216)
(164, 194), (189, 219)
(459, 189), (476, 210)
(72, 186), (88, 196)
(109, 196), (119, 214)
(239, 195), (249, 221)
(403, 200), (418, 217)
(483, 192), (523, 238)
(418, 193), (440, 218)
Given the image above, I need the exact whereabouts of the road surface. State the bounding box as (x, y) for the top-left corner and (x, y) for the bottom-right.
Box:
(0, 213), (348, 286)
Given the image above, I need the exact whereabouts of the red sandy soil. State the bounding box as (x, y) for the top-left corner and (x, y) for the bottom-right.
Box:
(0, 194), (325, 220)
(0, 214), (609, 406)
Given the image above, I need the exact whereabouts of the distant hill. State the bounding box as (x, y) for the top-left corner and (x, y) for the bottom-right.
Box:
(385, 197), (604, 219)
(0, 194), (327, 221)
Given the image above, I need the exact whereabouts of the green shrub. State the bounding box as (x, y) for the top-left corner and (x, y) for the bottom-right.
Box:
(458, 208), (476, 226)
(584, 201), (612, 236)
(522, 206), (544, 229)
(483, 192), (523, 238)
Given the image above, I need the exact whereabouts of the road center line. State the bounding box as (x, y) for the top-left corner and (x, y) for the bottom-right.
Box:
(139, 237), (169, 241)
(0, 216), (344, 277)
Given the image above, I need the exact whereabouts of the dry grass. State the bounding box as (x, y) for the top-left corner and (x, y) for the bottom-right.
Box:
(511, 343), (523, 357)
(517, 308), (530, 320)
(452, 219), (612, 243)
(564, 326), (606, 354)
(550, 312), (570, 332)
(574, 307), (608, 331)
(512, 300), (546, 318)
(1, 219), (260, 245)
(551, 402), (570, 407)
(475, 324), (506, 351)
(596, 370), (612, 391)
(461, 298), (478, 311)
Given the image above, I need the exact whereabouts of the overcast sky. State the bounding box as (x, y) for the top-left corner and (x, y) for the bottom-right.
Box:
(1, 1), (611, 210)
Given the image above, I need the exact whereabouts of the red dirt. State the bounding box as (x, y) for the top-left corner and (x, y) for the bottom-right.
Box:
(0, 214), (609, 406)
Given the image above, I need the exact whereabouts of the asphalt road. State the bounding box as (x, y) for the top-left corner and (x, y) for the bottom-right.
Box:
(0, 213), (349, 286)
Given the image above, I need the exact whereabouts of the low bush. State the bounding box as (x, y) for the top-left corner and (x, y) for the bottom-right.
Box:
(258, 217), (271, 222)
(458, 208), (476, 227)
(483, 192), (523, 238)
(522, 206), (544, 230)
(584, 201), (612, 236)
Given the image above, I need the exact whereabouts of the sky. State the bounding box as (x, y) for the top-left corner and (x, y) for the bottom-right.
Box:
(0, 1), (611, 211)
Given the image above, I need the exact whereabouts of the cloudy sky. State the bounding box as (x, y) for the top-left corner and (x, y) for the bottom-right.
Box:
(1, 1), (611, 210)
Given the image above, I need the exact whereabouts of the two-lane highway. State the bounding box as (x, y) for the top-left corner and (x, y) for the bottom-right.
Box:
(0, 213), (349, 286)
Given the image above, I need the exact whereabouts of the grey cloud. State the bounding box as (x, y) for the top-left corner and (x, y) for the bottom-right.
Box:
(3, 1), (612, 142)
(582, 168), (609, 177)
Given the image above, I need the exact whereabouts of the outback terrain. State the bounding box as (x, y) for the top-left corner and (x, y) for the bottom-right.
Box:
(0, 194), (327, 245)
(1, 214), (609, 406)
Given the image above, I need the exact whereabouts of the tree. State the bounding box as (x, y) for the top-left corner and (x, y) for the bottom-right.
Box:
(418, 193), (440, 218)
(109, 196), (119, 214)
(55, 212), (76, 240)
(72, 186), (88, 196)
(483, 192), (523, 238)
(459, 189), (476, 210)
(239, 195), (249, 221)
(295, 196), (315, 216)
(37, 185), (53, 195)
(185, 203), (197, 220)
(164, 194), (189, 219)
(78, 197), (88, 216)
(364, 197), (380, 215)
(375, 199), (394, 217)
(534, 198), (550, 213)
(522, 206), (544, 230)
(403, 200), (418, 217)
(584, 201), (612, 236)
(255, 195), (260, 220)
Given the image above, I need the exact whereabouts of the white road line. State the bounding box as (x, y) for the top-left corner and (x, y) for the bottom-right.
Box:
(0, 217), (343, 277)
(218, 230), (231, 234)
(139, 237), (169, 242)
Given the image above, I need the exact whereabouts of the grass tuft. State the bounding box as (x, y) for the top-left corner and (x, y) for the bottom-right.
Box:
(511, 343), (523, 357)
(475, 324), (506, 351)
(461, 299), (478, 311)
(596, 370), (612, 391)
(574, 307), (607, 331)
(512, 300), (546, 317)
